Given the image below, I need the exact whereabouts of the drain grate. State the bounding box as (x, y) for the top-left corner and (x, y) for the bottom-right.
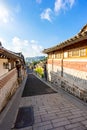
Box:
(14, 106), (34, 129)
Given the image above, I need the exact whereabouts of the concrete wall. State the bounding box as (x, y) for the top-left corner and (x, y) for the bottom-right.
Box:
(0, 59), (8, 77)
(0, 68), (18, 112)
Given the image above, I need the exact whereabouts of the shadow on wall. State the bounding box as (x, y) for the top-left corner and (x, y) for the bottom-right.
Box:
(50, 71), (87, 102)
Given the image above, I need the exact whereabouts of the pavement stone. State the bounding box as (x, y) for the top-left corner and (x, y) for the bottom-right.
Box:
(52, 119), (70, 128)
(70, 117), (86, 123)
(13, 83), (87, 130)
(65, 122), (83, 129)
(1, 74), (87, 130)
(51, 127), (66, 130)
(70, 125), (86, 130)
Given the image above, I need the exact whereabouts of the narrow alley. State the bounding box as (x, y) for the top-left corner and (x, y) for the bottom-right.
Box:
(1, 69), (87, 130)
(0, 1), (87, 130)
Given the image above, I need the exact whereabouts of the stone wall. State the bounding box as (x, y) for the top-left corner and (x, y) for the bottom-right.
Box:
(47, 58), (87, 101)
(0, 68), (18, 112)
(63, 59), (87, 85)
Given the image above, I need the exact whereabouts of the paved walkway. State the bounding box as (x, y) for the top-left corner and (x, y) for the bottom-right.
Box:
(18, 93), (87, 130)
(1, 72), (87, 130)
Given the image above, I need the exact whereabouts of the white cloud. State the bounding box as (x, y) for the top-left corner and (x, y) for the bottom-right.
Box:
(30, 40), (38, 44)
(36, 0), (42, 4)
(1, 37), (44, 58)
(0, 2), (21, 25)
(54, 0), (75, 13)
(40, 8), (53, 22)
(68, 0), (75, 8)
(40, 0), (75, 22)
(54, 0), (63, 13)
(0, 4), (13, 24)
(0, 38), (6, 44)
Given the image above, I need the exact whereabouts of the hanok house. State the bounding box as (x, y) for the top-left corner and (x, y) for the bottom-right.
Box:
(43, 24), (87, 101)
(0, 43), (26, 112)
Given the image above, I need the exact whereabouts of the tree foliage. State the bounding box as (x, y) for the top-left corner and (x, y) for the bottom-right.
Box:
(35, 67), (44, 78)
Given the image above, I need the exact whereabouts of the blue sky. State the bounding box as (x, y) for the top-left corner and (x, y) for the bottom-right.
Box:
(0, 0), (87, 57)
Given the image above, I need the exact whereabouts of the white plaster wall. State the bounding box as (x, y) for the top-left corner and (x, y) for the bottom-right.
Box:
(47, 64), (52, 81)
(63, 67), (87, 89)
(0, 59), (8, 77)
(53, 65), (61, 76)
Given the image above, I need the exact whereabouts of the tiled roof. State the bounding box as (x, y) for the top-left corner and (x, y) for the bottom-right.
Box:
(0, 44), (21, 59)
(43, 24), (87, 53)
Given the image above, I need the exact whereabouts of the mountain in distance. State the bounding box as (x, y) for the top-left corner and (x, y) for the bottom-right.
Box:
(26, 56), (46, 63)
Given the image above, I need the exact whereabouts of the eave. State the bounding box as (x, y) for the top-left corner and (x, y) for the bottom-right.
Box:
(43, 25), (87, 54)
(0, 47), (21, 60)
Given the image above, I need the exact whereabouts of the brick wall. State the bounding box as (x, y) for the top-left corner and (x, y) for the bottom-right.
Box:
(0, 68), (18, 112)
(53, 59), (62, 76)
(63, 59), (87, 72)
(48, 59), (52, 64)
(48, 59), (62, 78)
(63, 58), (87, 78)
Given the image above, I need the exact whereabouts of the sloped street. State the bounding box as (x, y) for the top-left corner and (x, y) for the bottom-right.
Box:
(1, 70), (87, 130)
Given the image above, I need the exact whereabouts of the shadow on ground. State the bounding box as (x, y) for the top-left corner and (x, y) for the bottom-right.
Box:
(22, 74), (57, 97)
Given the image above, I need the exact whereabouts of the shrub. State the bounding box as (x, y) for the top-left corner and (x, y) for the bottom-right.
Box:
(35, 67), (44, 78)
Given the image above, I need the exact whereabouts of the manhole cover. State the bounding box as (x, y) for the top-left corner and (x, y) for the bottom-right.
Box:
(14, 106), (34, 129)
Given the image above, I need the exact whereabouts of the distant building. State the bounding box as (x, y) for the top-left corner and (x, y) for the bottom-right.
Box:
(0, 43), (26, 112)
(26, 56), (45, 63)
(43, 24), (87, 101)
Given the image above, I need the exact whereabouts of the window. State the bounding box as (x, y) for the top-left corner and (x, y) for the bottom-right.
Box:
(48, 54), (52, 59)
(72, 50), (79, 57)
(80, 48), (86, 56)
(55, 53), (61, 59)
(68, 48), (87, 58)
(68, 51), (72, 57)
(64, 52), (68, 58)
(3, 62), (8, 69)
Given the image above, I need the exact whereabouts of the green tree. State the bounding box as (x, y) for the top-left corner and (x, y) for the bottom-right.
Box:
(35, 67), (44, 78)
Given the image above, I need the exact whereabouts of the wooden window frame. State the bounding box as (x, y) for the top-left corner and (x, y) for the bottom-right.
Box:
(55, 53), (61, 59)
(48, 54), (52, 59)
(3, 62), (8, 69)
(68, 47), (87, 58)
(80, 48), (87, 57)
(72, 49), (80, 57)
(68, 51), (72, 58)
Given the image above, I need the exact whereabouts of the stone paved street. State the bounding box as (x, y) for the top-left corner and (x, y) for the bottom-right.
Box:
(1, 73), (87, 130)
(12, 74), (87, 130)
(15, 92), (87, 130)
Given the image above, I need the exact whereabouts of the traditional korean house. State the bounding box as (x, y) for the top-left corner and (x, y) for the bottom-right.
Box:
(43, 24), (87, 101)
(0, 43), (26, 112)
